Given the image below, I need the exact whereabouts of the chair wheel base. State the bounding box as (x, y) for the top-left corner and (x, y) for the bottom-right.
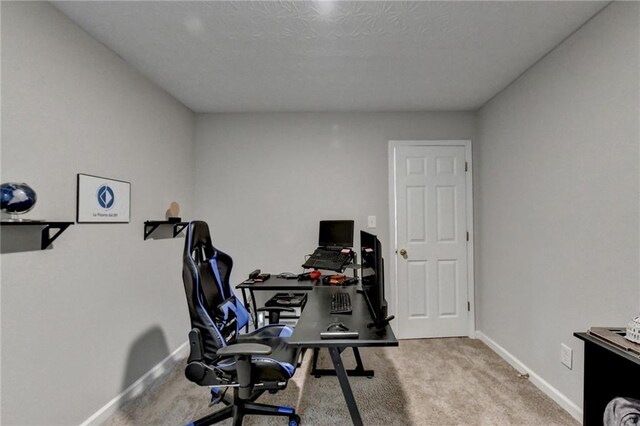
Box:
(289, 414), (301, 426)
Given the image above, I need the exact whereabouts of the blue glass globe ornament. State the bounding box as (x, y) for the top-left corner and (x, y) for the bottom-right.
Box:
(1, 182), (37, 220)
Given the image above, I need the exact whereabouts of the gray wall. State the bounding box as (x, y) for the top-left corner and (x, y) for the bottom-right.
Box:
(1, 2), (194, 424)
(3, 1), (638, 424)
(475, 1), (639, 409)
(193, 112), (476, 315)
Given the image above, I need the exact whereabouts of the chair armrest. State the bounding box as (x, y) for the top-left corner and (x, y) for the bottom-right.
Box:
(217, 343), (273, 400)
(217, 343), (272, 357)
(256, 307), (295, 313)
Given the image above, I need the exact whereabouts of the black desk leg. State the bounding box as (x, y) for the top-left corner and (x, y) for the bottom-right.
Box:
(312, 348), (320, 373)
(312, 347), (374, 378)
(351, 348), (374, 378)
(240, 288), (257, 333)
(328, 346), (364, 426)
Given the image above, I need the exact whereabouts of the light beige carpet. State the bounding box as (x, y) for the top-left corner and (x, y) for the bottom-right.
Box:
(104, 338), (578, 426)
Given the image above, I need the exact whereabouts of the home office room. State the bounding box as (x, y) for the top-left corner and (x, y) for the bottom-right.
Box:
(1, 1), (638, 425)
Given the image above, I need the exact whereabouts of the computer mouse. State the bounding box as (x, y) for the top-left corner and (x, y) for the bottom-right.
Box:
(327, 322), (349, 332)
(310, 270), (321, 279)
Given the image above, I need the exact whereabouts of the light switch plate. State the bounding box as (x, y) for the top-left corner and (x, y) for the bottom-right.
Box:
(367, 215), (376, 228)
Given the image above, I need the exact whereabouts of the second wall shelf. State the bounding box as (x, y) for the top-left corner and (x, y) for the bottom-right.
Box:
(144, 220), (188, 240)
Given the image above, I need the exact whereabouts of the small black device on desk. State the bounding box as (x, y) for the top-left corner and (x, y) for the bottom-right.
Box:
(242, 269), (260, 285)
(265, 292), (308, 307)
(242, 269), (269, 285)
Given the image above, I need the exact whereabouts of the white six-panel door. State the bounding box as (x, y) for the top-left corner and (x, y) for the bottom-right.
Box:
(391, 142), (472, 339)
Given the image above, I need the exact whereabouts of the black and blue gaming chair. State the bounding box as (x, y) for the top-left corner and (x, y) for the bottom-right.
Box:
(181, 221), (301, 426)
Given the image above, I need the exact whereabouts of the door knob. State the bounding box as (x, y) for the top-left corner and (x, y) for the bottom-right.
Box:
(399, 248), (407, 256)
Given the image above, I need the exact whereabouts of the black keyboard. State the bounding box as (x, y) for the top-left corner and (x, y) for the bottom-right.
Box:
(330, 291), (352, 315)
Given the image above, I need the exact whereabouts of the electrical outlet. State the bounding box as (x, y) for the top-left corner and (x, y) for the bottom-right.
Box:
(561, 343), (572, 369)
(367, 215), (376, 228)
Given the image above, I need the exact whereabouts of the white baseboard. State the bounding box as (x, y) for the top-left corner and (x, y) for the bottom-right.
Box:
(80, 341), (189, 426)
(475, 331), (583, 423)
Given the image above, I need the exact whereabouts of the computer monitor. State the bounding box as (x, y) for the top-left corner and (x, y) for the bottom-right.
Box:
(318, 220), (354, 248)
(360, 230), (388, 327)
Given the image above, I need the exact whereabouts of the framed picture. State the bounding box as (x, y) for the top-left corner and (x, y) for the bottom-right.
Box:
(77, 174), (130, 223)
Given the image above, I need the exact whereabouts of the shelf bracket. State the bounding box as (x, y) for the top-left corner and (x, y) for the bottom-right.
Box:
(41, 223), (72, 250)
(173, 223), (188, 237)
(144, 223), (161, 240)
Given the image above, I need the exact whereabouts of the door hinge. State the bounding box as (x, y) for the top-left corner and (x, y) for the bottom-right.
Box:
(465, 161), (469, 172)
(466, 231), (470, 241)
(467, 301), (471, 311)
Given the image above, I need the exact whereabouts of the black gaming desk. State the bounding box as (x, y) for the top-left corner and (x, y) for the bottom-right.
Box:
(236, 280), (398, 426)
(288, 286), (396, 348)
(237, 277), (375, 376)
(288, 286), (397, 426)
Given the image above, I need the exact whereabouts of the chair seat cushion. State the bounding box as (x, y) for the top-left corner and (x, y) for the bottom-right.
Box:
(246, 324), (294, 339)
(240, 325), (298, 381)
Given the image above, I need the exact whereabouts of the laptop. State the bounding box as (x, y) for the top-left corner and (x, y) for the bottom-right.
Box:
(302, 220), (354, 271)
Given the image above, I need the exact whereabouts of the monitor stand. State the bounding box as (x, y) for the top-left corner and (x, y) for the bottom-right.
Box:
(356, 288), (394, 330)
(367, 315), (395, 330)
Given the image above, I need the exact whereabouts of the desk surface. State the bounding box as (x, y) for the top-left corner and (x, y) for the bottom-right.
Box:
(236, 276), (315, 290)
(236, 276), (357, 291)
(288, 286), (398, 348)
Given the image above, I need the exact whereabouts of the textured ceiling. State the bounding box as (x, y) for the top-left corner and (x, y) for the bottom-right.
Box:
(52, 1), (608, 113)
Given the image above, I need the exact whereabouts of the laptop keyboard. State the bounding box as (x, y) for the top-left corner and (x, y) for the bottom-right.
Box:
(303, 249), (351, 270)
(320, 251), (348, 261)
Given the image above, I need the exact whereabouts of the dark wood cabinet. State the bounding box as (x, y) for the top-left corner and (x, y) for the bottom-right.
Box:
(575, 331), (640, 425)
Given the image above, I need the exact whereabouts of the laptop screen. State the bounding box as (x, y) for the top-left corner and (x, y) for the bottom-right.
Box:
(318, 220), (354, 248)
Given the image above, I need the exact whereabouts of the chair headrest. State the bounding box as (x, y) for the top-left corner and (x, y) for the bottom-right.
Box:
(186, 221), (212, 253)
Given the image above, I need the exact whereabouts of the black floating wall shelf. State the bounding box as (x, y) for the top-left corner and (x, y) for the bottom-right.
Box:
(1, 221), (73, 249)
(144, 220), (188, 240)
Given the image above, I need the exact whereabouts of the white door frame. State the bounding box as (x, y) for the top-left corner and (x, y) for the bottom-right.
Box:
(388, 140), (475, 338)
